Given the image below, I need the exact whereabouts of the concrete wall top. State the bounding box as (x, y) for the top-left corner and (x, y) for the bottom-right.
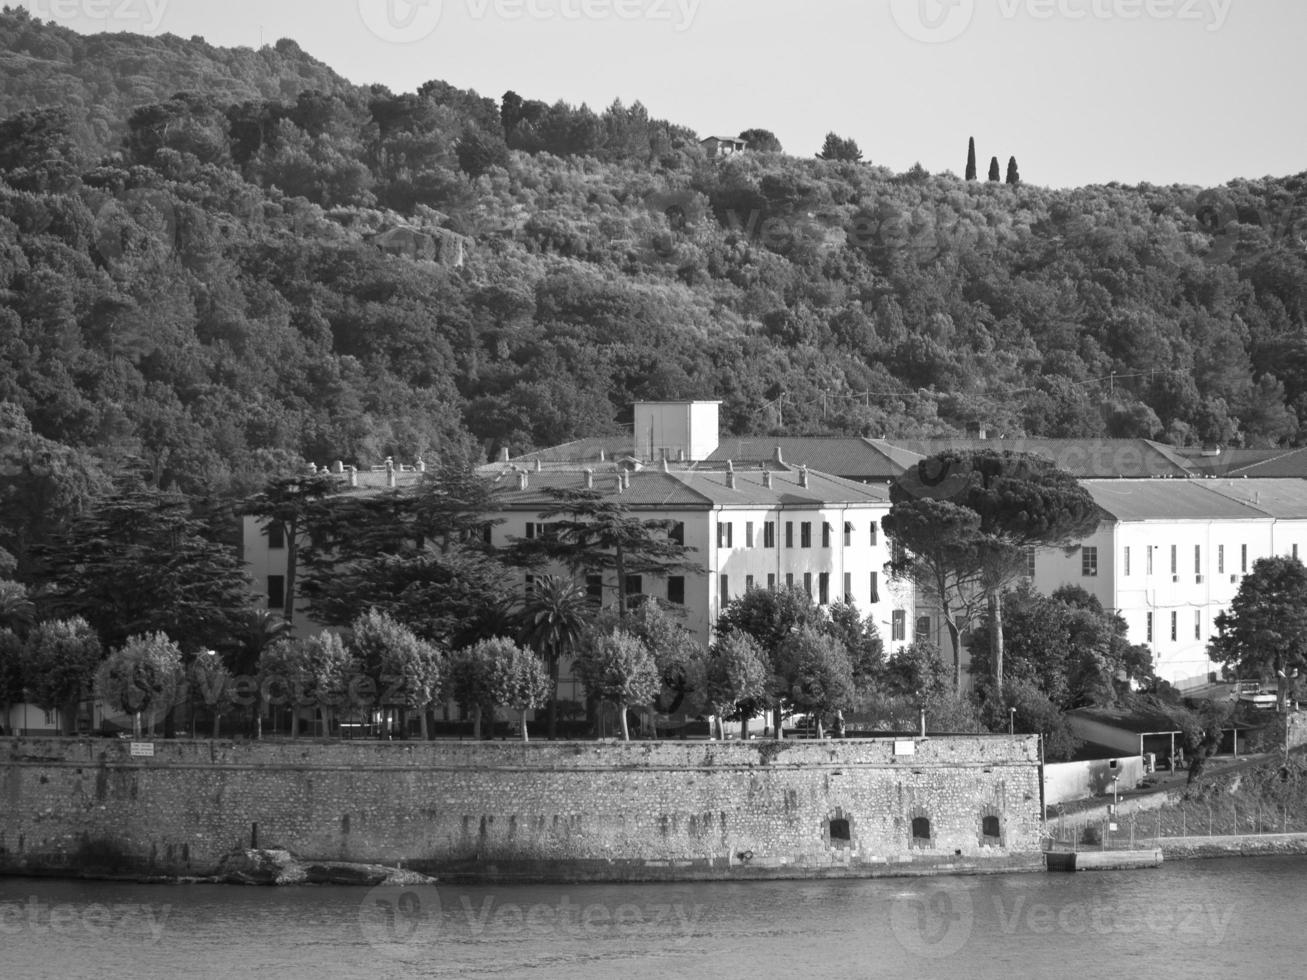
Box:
(3, 735), (1039, 771)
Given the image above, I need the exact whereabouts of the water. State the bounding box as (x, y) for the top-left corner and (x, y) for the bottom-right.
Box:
(2, 857), (1302, 979)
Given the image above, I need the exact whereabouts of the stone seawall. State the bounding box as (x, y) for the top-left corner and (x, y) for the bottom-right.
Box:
(0, 736), (1044, 882)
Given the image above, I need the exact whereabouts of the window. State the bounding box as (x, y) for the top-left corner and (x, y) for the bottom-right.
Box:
(1295, 544), (1301, 562)
(767, 573), (776, 591)
(822, 522), (832, 548)
(1146, 612), (1154, 643)
(803, 572), (813, 598)
(1170, 545), (1177, 575)
(1218, 545), (1225, 574)
(869, 523), (878, 546)
(267, 521), (285, 550)
(746, 522), (755, 548)
(1195, 609), (1202, 640)
(844, 522), (853, 546)
(915, 617), (931, 643)
(981, 815), (1001, 843)
(719, 574), (729, 605)
(911, 816), (932, 844)
(746, 574), (755, 592)
(525, 521), (558, 540)
(625, 575), (643, 605)
(1124, 546), (1130, 577)
(800, 522), (812, 548)
(892, 609), (906, 641)
(717, 522), (733, 549)
(818, 572), (830, 605)
(1195, 545), (1202, 574)
(1147, 547), (1154, 575)
(266, 575), (284, 610)
(1170, 610), (1178, 642)
(829, 818), (851, 842)
(1241, 544), (1248, 573)
(1024, 547), (1036, 579)
(524, 573), (537, 595)
(785, 522), (794, 548)
(586, 574), (603, 604)
(786, 573), (794, 589)
(843, 572), (852, 601)
(869, 572), (880, 604)
(666, 576), (684, 605)
(669, 522), (684, 545)
(764, 522), (776, 548)
(1082, 546), (1098, 577)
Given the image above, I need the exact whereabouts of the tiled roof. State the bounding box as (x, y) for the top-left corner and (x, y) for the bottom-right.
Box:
(1168, 447), (1288, 476)
(707, 437), (916, 481)
(1224, 447), (1307, 478)
(504, 436), (630, 465)
(1066, 706), (1184, 734)
(887, 438), (1195, 478)
(1201, 478), (1307, 519)
(1082, 480), (1270, 522)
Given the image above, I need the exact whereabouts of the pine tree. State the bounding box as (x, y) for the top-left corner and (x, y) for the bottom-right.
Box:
(988, 156), (1001, 181)
(1006, 156), (1021, 185)
(965, 136), (977, 181)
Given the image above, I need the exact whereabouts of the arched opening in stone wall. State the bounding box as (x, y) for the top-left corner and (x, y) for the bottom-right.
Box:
(911, 816), (932, 845)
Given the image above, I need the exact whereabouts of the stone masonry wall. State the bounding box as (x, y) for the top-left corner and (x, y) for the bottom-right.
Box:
(0, 736), (1043, 881)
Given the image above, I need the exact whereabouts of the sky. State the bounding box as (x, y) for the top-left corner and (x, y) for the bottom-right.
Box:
(14, 0), (1307, 188)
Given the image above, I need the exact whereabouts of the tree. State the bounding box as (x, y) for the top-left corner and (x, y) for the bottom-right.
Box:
(1210, 556), (1307, 711)
(0, 628), (23, 735)
(37, 484), (257, 652)
(988, 156), (1001, 182)
(21, 618), (102, 734)
(241, 470), (340, 621)
(484, 638), (551, 741)
(573, 630), (660, 741)
(257, 637), (315, 738)
(619, 600), (705, 720)
(222, 608), (294, 738)
(516, 574), (592, 738)
(1006, 156), (1020, 185)
(738, 128), (782, 153)
(773, 626), (855, 737)
(817, 132), (862, 162)
(186, 651), (234, 738)
(449, 640), (500, 739)
(704, 631), (769, 739)
(512, 488), (698, 621)
(965, 136), (977, 181)
(350, 609), (445, 739)
(300, 630), (355, 737)
(94, 633), (184, 737)
(883, 641), (953, 701)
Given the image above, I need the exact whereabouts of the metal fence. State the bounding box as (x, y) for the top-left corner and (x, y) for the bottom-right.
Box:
(1047, 799), (1307, 850)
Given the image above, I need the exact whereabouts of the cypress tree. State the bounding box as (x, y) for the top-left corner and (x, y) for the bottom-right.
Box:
(965, 136), (977, 181)
(988, 156), (1001, 181)
(1006, 156), (1021, 185)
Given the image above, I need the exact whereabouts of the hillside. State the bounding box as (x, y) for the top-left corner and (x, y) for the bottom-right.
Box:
(2, 6), (1307, 518)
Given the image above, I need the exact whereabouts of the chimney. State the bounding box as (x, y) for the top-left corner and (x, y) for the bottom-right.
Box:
(661, 456), (670, 473)
(386, 456), (396, 488)
(534, 458), (542, 473)
(348, 465), (358, 488)
(333, 460), (344, 474)
(600, 449), (606, 462)
(798, 465), (809, 488)
(678, 448), (685, 462)
(623, 470), (631, 490)
(307, 462), (318, 474)
(416, 456), (426, 473)
(616, 474), (624, 494)
(584, 468), (594, 489)
(774, 446), (784, 465)
(726, 460), (735, 489)
(517, 471), (529, 491)
(498, 447), (510, 463)
(762, 470), (772, 489)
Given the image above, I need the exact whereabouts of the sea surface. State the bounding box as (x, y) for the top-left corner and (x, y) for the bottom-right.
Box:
(1, 856), (1302, 979)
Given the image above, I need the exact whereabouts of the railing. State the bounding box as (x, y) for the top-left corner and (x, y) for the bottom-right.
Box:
(1046, 798), (1307, 851)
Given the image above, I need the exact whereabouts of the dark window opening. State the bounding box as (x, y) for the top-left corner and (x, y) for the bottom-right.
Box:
(667, 576), (685, 605)
(669, 521), (685, 545)
(586, 574), (604, 604)
(911, 817), (931, 843)
(267, 521), (285, 550)
(982, 815), (1000, 841)
(829, 818), (851, 842)
(266, 575), (284, 610)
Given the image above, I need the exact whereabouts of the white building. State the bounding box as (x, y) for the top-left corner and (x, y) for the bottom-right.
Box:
(1032, 478), (1307, 690)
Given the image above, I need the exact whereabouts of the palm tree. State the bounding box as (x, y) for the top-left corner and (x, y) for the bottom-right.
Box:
(516, 575), (592, 739)
(224, 608), (294, 738)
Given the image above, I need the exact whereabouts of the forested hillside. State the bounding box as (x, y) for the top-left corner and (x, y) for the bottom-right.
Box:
(3, 4), (1307, 518)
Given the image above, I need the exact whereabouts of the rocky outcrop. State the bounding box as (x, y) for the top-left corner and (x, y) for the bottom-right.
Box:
(217, 848), (436, 886)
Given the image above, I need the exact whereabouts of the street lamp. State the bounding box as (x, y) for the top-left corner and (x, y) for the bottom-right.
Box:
(1008, 707), (1016, 735)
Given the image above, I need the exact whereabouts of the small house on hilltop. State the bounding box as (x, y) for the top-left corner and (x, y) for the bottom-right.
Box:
(701, 135), (748, 159)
